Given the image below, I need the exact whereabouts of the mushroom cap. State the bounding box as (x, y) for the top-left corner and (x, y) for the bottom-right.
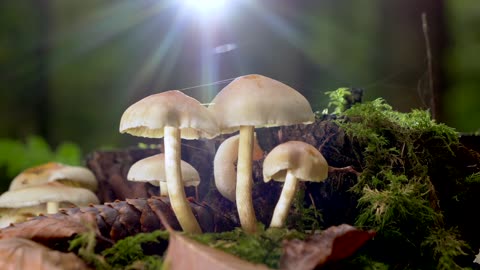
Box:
(0, 182), (99, 208)
(127, 154), (200, 187)
(119, 90), (219, 139)
(9, 162), (98, 192)
(214, 134), (264, 202)
(208, 74), (315, 134)
(263, 141), (328, 183)
(0, 203), (75, 228)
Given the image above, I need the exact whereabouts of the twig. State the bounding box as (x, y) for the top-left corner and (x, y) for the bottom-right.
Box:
(421, 13), (437, 120)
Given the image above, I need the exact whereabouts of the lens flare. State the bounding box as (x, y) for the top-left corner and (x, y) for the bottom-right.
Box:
(181, 0), (228, 15)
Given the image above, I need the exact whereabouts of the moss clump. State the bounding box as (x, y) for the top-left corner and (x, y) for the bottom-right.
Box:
(69, 225), (304, 270)
(69, 229), (168, 270)
(189, 226), (306, 269)
(327, 88), (479, 269)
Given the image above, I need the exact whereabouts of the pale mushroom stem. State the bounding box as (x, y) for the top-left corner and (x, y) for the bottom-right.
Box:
(236, 125), (258, 233)
(164, 126), (202, 234)
(46, 201), (59, 214)
(270, 170), (298, 228)
(159, 182), (168, 196)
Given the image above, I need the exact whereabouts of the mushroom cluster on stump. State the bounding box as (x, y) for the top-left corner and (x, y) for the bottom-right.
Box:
(0, 162), (99, 227)
(214, 134), (264, 202)
(263, 141), (328, 228)
(208, 74), (315, 233)
(120, 90), (219, 234)
(127, 154), (201, 199)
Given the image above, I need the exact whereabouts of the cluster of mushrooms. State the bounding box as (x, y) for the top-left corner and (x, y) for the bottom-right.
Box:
(120, 74), (330, 234)
(0, 162), (99, 228)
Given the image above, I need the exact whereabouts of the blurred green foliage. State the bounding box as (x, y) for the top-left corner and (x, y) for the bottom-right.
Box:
(0, 0), (478, 162)
(0, 136), (82, 191)
(445, 1), (480, 132)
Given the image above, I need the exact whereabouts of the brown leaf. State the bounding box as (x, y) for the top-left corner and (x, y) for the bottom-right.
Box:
(0, 212), (97, 245)
(163, 231), (273, 270)
(0, 237), (90, 270)
(280, 224), (376, 270)
(152, 201), (271, 270)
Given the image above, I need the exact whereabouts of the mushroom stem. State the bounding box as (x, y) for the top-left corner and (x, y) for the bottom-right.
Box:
(270, 170), (298, 228)
(46, 201), (59, 214)
(164, 126), (202, 234)
(159, 182), (168, 196)
(214, 134), (264, 202)
(236, 125), (257, 233)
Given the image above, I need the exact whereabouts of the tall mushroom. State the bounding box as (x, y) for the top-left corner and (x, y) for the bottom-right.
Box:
(208, 74), (314, 233)
(263, 141), (328, 228)
(120, 90), (219, 234)
(127, 154), (201, 199)
(214, 134), (264, 202)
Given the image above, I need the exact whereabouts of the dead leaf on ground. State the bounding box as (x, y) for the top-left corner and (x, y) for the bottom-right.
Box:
(0, 237), (90, 270)
(0, 212), (97, 246)
(163, 231), (273, 270)
(153, 203), (272, 270)
(280, 224), (376, 270)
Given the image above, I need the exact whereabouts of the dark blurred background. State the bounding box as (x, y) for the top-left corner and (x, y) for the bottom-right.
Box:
(0, 0), (479, 188)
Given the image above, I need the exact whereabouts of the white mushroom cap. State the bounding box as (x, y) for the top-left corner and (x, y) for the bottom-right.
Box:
(263, 141), (328, 183)
(214, 134), (264, 202)
(127, 154), (200, 187)
(0, 182), (99, 208)
(208, 74), (315, 134)
(0, 203), (75, 228)
(9, 162), (98, 192)
(119, 90), (219, 139)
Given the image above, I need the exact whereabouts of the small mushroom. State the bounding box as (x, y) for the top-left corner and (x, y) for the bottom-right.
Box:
(263, 141), (328, 228)
(9, 162), (97, 192)
(127, 154), (201, 199)
(0, 182), (99, 215)
(0, 206), (47, 228)
(214, 134), (264, 202)
(209, 74), (314, 233)
(120, 90), (219, 234)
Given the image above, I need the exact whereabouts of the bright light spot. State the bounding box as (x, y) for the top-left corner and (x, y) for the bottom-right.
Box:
(213, 43), (238, 54)
(181, 0), (228, 15)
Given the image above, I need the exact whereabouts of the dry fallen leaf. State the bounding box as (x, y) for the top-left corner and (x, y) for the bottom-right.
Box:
(0, 237), (90, 270)
(153, 203), (272, 270)
(0, 212), (97, 247)
(163, 231), (273, 270)
(280, 224), (376, 270)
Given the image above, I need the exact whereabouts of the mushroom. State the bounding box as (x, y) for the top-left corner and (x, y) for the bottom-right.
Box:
(0, 182), (99, 215)
(9, 162), (97, 192)
(120, 90), (219, 234)
(0, 206), (47, 228)
(208, 74), (314, 233)
(127, 154), (201, 199)
(214, 134), (264, 202)
(263, 141), (328, 228)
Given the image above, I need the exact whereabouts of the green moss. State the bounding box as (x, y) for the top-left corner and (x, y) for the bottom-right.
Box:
(286, 185), (323, 232)
(69, 229), (168, 270)
(189, 226), (306, 269)
(329, 89), (474, 269)
(323, 87), (352, 115)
